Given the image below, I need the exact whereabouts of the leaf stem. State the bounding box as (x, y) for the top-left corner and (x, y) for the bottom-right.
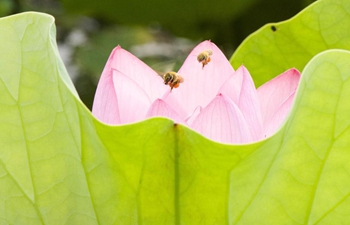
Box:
(174, 123), (180, 225)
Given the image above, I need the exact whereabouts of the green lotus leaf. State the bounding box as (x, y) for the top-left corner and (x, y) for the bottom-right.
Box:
(230, 0), (350, 87)
(1, 11), (350, 225)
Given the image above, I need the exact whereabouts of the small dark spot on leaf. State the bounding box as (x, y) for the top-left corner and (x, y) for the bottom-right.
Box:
(271, 26), (277, 32)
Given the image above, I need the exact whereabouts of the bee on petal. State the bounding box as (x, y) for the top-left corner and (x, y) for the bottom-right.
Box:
(197, 49), (213, 69)
(160, 71), (184, 92)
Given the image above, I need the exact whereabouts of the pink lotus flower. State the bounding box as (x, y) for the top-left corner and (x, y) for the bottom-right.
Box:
(92, 41), (300, 144)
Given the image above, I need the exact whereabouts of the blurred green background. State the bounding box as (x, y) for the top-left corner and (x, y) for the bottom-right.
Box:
(1, 0), (316, 109)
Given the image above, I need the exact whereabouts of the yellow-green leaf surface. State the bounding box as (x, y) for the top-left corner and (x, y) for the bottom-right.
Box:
(230, 0), (350, 87)
(1, 12), (350, 225)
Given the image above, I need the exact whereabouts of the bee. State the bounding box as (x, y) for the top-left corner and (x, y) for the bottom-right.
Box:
(197, 49), (213, 69)
(161, 71), (184, 91)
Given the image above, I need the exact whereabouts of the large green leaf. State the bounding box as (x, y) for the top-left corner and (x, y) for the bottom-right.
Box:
(230, 0), (350, 87)
(2, 12), (350, 225)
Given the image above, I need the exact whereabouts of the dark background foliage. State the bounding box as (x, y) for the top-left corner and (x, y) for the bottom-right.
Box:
(1, 0), (316, 109)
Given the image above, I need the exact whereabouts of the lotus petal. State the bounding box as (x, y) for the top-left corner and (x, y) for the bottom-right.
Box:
(105, 46), (167, 101)
(165, 40), (234, 118)
(220, 66), (263, 140)
(264, 92), (295, 137)
(92, 69), (121, 124)
(145, 99), (185, 124)
(257, 68), (300, 128)
(112, 70), (152, 124)
(191, 94), (252, 143)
